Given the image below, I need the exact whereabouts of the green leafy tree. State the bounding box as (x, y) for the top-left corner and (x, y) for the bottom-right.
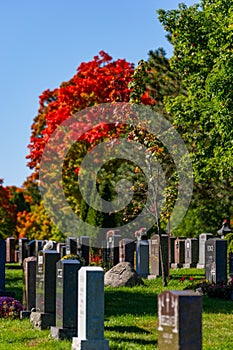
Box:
(157, 0), (233, 235)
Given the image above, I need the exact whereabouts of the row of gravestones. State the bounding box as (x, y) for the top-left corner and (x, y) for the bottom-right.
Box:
(23, 249), (202, 350)
(2, 232), (232, 283)
(24, 250), (109, 349)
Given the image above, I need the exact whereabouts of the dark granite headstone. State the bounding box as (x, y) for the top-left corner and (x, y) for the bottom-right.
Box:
(197, 233), (213, 268)
(51, 259), (82, 339)
(205, 238), (227, 283)
(229, 253), (233, 276)
(136, 240), (149, 278)
(158, 290), (202, 350)
(19, 238), (28, 265)
(119, 238), (134, 266)
(35, 240), (43, 256)
(27, 240), (35, 257)
(0, 239), (6, 291)
(6, 237), (15, 263)
(184, 238), (199, 268)
(66, 237), (77, 255)
(30, 250), (60, 329)
(169, 237), (176, 265)
(77, 236), (89, 265)
(150, 234), (168, 277)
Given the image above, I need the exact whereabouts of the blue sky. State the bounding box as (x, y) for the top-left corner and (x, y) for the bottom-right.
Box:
(0, 0), (199, 187)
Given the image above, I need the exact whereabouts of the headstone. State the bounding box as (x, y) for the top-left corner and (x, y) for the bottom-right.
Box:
(172, 238), (185, 268)
(150, 234), (168, 278)
(158, 290), (202, 350)
(184, 238), (199, 268)
(57, 243), (66, 258)
(66, 237), (78, 255)
(205, 238), (227, 283)
(101, 240), (108, 267)
(72, 267), (109, 350)
(30, 250), (60, 329)
(14, 250), (19, 263)
(51, 259), (82, 339)
(19, 238), (28, 265)
(6, 237), (15, 263)
(197, 233), (213, 268)
(136, 240), (149, 278)
(0, 239), (6, 291)
(27, 240), (36, 257)
(78, 236), (89, 265)
(169, 236), (176, 265)
(20, 256), (37, 319)
(107, 234), (121, 267)
(229, 253), (233, 276)
(35, 240), (43, 255)
(119, 238), (134, 266)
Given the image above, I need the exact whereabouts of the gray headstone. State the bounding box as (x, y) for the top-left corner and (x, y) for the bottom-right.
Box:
(20, 256), (37, 319)
(150, 234), (168, 277)
(0, 239), (6, 291)
(57, 243), (66, 258)
(172, 238), (185, 268)
(184, 238), (199, 268)
(136, 240), (149, 278)
(158, 290), (202, 350)
(51, 259), (82, 339)
(72, 267), (109, 350)
(205, 238), (227, 283)
(119, 238), (134, 266)
(6, 237), (15, 263)
(19, 238), (28, 265)
(30, 250), (60, 329)
(197, 233), (213, 268)
(108, 234), (121, 267)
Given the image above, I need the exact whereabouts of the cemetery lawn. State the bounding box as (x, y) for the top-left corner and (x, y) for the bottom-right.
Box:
(2, 265), (233, 350)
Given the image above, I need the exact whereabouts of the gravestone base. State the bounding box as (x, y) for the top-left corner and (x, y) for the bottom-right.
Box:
(51, 326), (76, 340)
(20, 310), (31, 319)
(30, 311), (55, 330)
(147, 275), (158, 280)
(183, 263), (197, 268)
(72, 337), (110, 350)
(196, 263), (205, 269)
(171, 263), (183, 269)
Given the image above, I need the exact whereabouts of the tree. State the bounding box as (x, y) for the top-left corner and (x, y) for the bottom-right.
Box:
(157, 0), (233, 234)
(0, 179), (17, 239)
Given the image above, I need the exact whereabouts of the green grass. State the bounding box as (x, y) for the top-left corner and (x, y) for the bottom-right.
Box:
(2, 265), (233, 349)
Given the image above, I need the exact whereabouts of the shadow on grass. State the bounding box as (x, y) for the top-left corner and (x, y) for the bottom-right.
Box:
(203, 296), (233, 314)
(108, 333), (158, 348)
(106, 325), (151, 334)
(105, 288), (158, 317)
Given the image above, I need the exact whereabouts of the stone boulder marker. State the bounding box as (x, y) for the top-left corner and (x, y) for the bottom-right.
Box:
(104, 262), (143, 287)
(158, 290), (202, 350)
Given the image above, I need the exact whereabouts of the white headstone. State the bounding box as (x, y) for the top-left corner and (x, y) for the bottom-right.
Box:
(72, 267), (109, 350)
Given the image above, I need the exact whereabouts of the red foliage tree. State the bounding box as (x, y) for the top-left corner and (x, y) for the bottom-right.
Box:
(27, 51), (136, 174)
